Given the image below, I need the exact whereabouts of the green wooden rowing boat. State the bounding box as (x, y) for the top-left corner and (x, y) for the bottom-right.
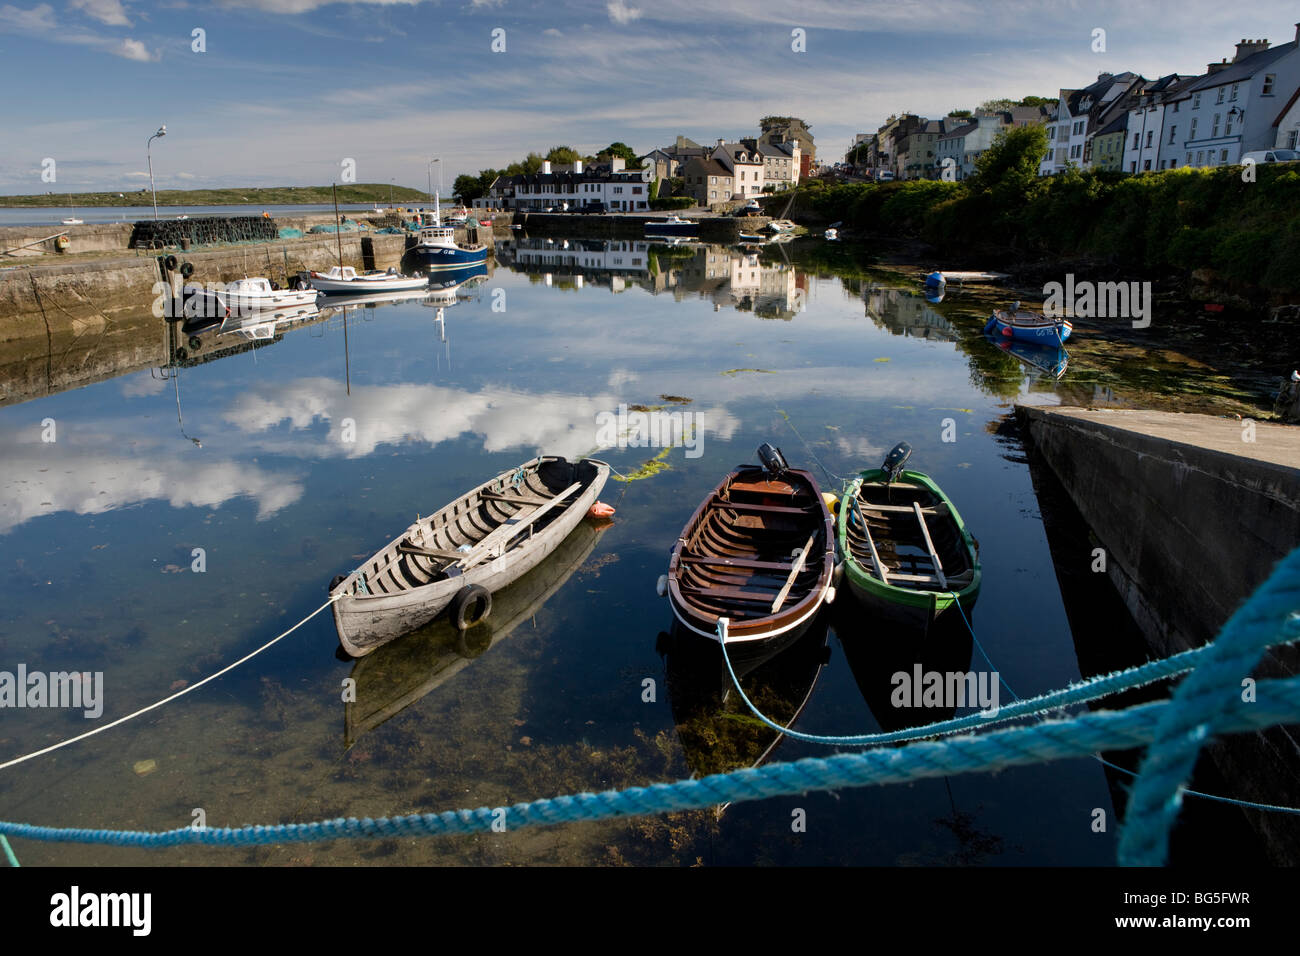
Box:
(836, 444), (980, 628)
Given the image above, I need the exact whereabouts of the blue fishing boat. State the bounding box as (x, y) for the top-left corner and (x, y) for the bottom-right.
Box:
(983, 305), (1071, 345)
(413, 195), (488, 272)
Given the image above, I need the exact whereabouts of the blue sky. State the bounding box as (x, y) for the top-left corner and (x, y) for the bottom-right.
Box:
(2, 0), (1298, 193)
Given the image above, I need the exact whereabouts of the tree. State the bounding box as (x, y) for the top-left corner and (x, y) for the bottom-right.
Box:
(968, 124), (1049, 204)
(948, 109), (973, 118)
(648, 178), (659, 201)
(453, 174), (485, 203)
(545, 145), (582, 165)
(597, 142), (641, 167)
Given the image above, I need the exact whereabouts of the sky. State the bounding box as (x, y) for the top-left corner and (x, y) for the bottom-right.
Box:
(1, 0), (1298, 194)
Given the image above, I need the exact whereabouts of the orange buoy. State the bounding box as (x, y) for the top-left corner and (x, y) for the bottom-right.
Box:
(588, 502), (616, 519)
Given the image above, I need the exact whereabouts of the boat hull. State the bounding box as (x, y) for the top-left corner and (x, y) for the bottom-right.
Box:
(984, 313), (1072, 344)
(312, 275), (427, 294)
(413, 244), (488, 271)
(837, 468), (980, 628)
(331, 457), (609, 656)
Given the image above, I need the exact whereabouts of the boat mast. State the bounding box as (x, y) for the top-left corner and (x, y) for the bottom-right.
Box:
(332, 182), (344, 270)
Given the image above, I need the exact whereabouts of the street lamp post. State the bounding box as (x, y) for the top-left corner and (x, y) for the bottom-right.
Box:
(147, 125), (167, 220)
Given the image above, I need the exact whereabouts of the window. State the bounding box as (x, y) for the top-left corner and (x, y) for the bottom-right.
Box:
(632, 186), (642, 194)
(1193, 92), (1202, 109)
(1197, 150), (1205, 164)
(1133, 133), (1140, 149)
(1073, 120), (1085, 135)
(709, 191), (716, 199)
(1215, 87), (1225, 104)
(1168, 125), (1177, 144)
(1288, 130), (1299, 150)
(1170, 159), (1177, 168)
(1130, 161), (1137, 172)
(1190, 118), (1198, 139)
(1172, 101), (1180, 112)
(1211, 114), (1220, 137)
(1263, 74), (1276, 95)
(1224, 114), (1233, 135)
(1186, 153), (1193, 165)
(1221, 149), (1229, 163)
(1143, 159), (1151, 171)
(1145, 131), (1153, 147)
(1230, 83), (1239, 101)
(1070, 144), (1082, 159)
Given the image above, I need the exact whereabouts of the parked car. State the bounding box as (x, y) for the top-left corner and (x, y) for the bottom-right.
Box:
(875, 170), (896, 182)
(1240, 149), (1300, 165)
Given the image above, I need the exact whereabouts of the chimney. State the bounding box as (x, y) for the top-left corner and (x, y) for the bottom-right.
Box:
(1234, 38), (1270, 62)
(1207, 57), (1230, 74)
(1098, 71), (1113, 81)
(542, 160), (552, 175)
(611, 157), (625, 172)
(574, 159), (583, 174)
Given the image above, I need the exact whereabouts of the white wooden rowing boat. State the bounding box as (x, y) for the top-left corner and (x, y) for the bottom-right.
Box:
(330, 456), (610, 656)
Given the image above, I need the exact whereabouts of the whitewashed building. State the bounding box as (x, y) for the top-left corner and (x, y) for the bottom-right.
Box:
(1160, 28), (1300, 169)
(1040, 72), (1140, 175)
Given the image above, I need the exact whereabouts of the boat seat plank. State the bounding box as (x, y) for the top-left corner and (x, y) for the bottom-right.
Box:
(711, 498), (815, 516)
(679, 583), (801, 604)
(678, 554), (796, 571)
(859, 502), (945, 515)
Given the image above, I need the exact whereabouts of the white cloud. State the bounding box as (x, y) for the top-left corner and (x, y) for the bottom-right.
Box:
(0, 3), (55, 32)
(542, 27), (561, 36)
(606, 0), (641, 25)
(114, 37), (158, 61)
(70, 0), (130, 26)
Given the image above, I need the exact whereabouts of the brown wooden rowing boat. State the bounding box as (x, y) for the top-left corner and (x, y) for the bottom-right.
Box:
(662, 445), (836, 647)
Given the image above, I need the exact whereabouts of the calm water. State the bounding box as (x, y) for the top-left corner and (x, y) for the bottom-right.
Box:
(0, 203), (395, 228)
(0, 240), (1248, 865)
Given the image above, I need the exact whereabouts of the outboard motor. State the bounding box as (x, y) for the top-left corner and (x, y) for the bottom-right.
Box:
(757, 443), (789, 479)
(882, 441), (912, 484)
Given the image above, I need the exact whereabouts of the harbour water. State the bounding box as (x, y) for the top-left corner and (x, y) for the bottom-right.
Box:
(0, 239), (1270, 865)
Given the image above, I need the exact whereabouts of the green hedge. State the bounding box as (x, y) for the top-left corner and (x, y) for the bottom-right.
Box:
(650, 196), (696, 210)
(792, 162), (1300, 294)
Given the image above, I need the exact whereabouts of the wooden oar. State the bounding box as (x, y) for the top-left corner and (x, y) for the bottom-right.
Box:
(912, 501), (947, 588)
(771, 533), (815, 613)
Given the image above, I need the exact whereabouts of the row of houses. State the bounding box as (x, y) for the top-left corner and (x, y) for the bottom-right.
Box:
(852, 22), (1300, 180)
(852, 106), (1050, 181)
(472, 118), (817, 212)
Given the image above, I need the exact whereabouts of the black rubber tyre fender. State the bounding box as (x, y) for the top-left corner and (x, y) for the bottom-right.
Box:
(165, 254), (179, 271)
(179, 261), (195, 278)
(329, 574), (347, 592)
(174, 347), (188, 362)
(187, 335), (202, 351)
(448, 584), (491, 631)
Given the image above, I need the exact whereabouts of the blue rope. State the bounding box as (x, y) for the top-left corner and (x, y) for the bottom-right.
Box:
(2, 674), (1300, 850)
(1118, 546), (1300, 865)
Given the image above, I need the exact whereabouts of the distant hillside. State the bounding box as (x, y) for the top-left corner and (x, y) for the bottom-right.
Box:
(0, 184), (430, 207)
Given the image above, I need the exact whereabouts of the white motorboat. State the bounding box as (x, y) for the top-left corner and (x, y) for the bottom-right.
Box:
(183, 277), (317, 320)
(61, 218), (83, 226)
(824, 228), (839, 240)
(308, 265), (427, 294)
(644, 214), (699, 237)
(766, 219), (796, 233)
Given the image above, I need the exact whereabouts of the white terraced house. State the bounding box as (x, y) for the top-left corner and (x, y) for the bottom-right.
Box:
(497, 158), (653, 213)
(1039, 72), (1140, 175)
(1157, 27), (1300, 170)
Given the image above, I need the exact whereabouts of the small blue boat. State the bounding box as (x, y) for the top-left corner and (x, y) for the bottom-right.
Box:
(983, 307), (1071, 345)
(986, 334), (1069, 380)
